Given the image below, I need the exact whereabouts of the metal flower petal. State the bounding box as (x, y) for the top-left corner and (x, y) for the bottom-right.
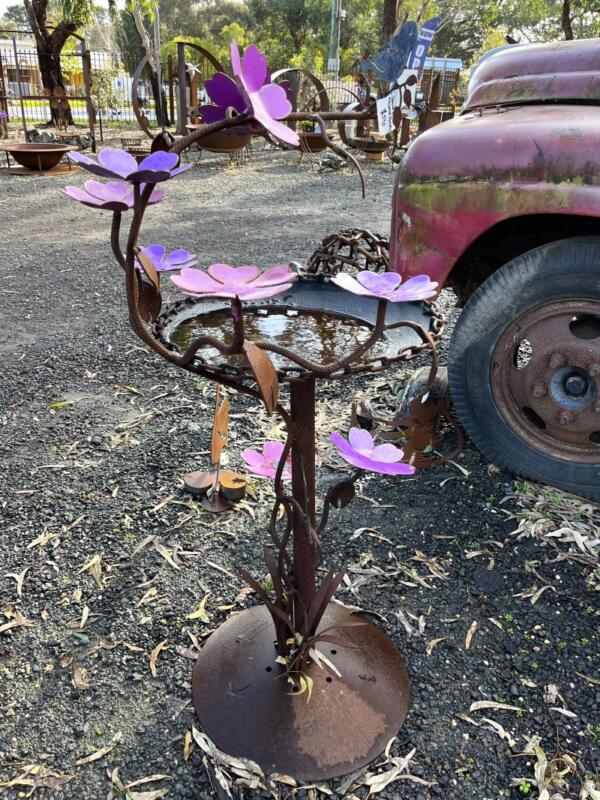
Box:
(171, 262), (297, 300)
(331, 429), (415, 475)
(241, 441), (292, 480)
(69, 148), (191, 184)
(230, 40), (298, 146)
(64, 179), (165, 212)
(205, 72), (247, 115)
(136, 244), (197, 272)
(332, 270), (438, 302)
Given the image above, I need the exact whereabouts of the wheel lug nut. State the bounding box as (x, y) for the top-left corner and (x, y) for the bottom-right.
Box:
(532, 382), (547, 398)
(549, 353), (565, 369)
(558, 411), (572, 425)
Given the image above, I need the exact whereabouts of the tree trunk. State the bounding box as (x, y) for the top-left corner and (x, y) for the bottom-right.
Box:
(381, 0), (397, 45)
(24, 0), (77, 126)
(561, 0), (574, 39)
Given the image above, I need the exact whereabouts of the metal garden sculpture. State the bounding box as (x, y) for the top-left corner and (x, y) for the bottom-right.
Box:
(64, 41), (442, 781)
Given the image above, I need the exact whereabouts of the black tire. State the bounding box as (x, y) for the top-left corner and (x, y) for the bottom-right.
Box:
(448, 236), (600, 500)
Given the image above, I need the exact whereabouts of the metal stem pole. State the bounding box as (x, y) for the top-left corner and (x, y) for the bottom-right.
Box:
(12, 37), (28, 139)
(176, 42), (187, 136)
(290, 378), (317, 616)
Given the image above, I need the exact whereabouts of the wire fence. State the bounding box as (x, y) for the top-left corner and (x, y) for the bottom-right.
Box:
(0, 37), (461, 143)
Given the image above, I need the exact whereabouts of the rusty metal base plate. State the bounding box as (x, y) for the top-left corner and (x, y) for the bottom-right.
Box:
(192, 602), (410, 781)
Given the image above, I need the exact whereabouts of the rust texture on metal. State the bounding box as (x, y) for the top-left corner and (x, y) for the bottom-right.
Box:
(183, 384), (247, 509)
(1, 142), (75, 171)
(491, 300), (600, 461)
(305, 228), (390, 279)
(185, 123), (252, 154)
(390, 38), (600, 292)
(465, 38), (600, 111)
(192, 603), (410, 780)
(357, 361), (464, 469)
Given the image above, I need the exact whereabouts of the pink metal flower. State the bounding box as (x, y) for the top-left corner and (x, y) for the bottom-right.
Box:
(332, 271), (438, 302)
(170, 263), (297, 301)
(330, 428), (415, 476)
(64, 180), (165, 212)
(241, 441), (292, 480)
(230, 41), (298, 146)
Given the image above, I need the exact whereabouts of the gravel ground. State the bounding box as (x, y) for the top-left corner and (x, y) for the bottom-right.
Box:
(0, 149), (598, 800)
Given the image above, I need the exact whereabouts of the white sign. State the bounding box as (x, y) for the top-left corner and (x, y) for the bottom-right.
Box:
(376, 89), (401, 134)
(376, 94), (393, 134)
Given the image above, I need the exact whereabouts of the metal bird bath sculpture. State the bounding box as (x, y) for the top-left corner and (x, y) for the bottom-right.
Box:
(64, 40), (443, 782)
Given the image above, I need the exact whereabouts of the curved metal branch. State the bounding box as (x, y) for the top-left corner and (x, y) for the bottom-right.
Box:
(170, 113), (252, 155)
(252, 299), (387, 376)
(110, 212), (127, 271)
(318, 469), (363, 535)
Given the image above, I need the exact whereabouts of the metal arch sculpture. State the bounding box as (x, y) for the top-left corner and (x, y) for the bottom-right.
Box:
(176, 40), (224, 73)
(271, 68), (331, 114)
(271, 68), (332, 153)
(132, 41), (224, 139)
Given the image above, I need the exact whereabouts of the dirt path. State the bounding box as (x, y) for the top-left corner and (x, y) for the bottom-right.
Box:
(0, 152), (598, 800)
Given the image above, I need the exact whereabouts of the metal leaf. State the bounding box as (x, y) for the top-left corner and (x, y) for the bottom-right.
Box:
(328, 478), (355, 509)
(135, 248), (160, 293)
(211, 385), (229, 464)
(135, 271), (162, 322)
(243, 342), (279, 414)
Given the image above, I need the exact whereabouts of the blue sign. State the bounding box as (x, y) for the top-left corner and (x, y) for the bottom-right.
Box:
(407, 17), (440, 71)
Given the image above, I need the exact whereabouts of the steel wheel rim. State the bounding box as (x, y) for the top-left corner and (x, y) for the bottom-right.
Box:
(491, 299), (600, 463)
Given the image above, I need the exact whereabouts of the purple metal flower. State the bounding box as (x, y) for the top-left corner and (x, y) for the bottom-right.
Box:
(171, 263), (297, 301)
(0, 110), (7, 120)
(64, 180), (165, 212)
(241, 441), (292, 480)
(69, 148), (191, 184)
(332, 271), (438, 302)
(230, 41), (298, 146)
(330, 428), (415, 476)
(136, 244), (197, 272)
(198, 64), (292, 131)
(198, 72), (247, 125)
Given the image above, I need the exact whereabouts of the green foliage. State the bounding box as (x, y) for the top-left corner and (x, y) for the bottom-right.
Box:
(91, 65), (125, 114)
(51, 0), (97, 27)
(0, 3), (29, 28)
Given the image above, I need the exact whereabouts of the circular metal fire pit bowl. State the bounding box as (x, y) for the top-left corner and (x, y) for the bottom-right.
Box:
(186, 124), (251, 153)
(299, 131), (328, 153)
(156, 277), (438, 386)
(192, 603), (410, 780)
(2, 142), (75, 171)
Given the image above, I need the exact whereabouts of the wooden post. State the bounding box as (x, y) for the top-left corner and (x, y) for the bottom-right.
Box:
(167, 54), (175, 124)
(81, 44), (96, 151)
(176, 42), (187, 136)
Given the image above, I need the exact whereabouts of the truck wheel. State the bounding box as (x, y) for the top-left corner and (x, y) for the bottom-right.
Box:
(448, 236), (600, 500)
